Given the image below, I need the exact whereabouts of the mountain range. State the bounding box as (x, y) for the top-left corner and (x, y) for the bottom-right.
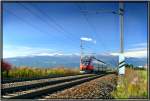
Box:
(4, 54), (147, 68)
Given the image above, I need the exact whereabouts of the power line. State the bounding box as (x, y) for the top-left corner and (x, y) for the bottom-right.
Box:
(5, 9), (53, 38)
(76, 4), (116, 67)
(76, 4), (100, 55)
(4, 9), (68, 53)
(76, 4), (121, 67)
(5, 4), (119, 67)
(17, 3), (84, 54)
(18, 4), (70, 40)
(76, 4), (109, 52)
(26, 3), (79, 47)
(20, 3), (108, 56)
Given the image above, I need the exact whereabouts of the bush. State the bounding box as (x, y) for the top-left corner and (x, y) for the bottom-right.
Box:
(1, 60), (12, 78)
(1, 60), (11, 72)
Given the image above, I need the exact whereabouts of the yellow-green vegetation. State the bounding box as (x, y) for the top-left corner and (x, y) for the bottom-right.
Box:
(2, 66), (80, 78)
(111, 67), (148, 99)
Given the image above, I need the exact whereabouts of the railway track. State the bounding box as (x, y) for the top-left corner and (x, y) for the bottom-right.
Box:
(2, 74), (84, 84)
(2, 74), (94, 94)
(2, 74), (105, 99)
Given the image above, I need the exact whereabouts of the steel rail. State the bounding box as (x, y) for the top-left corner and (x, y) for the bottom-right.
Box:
(2, 74), (95, 95)
(2, 74), (86, 84)
(2, 74), (105, 99)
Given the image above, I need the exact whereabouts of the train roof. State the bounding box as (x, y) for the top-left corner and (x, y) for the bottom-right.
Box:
(81, 55), (107, 65)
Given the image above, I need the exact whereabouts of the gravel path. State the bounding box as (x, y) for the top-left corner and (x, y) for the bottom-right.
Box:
(42, 74), (118, 99)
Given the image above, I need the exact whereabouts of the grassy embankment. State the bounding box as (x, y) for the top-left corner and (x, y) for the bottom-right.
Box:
(2, 67), (80, 78)
(111, 67), (148, 99)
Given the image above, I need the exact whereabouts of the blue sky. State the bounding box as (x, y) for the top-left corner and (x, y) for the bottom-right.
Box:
(3, 2), (147, 58)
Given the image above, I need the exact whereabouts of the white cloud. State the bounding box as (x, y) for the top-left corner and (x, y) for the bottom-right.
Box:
(110, 48), (147, 58)
(3, 45), (63, 58)
(131, 42), (147, 48)
(110, 42), (147, 58)
(80, 37), (96, 44)
(80, 37), (92, 41)
(31, 53), (63, 56)
(3, 45), (81, 58)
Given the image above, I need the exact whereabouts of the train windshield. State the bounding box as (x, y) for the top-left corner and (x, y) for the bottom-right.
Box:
(81, 56), (91, 66)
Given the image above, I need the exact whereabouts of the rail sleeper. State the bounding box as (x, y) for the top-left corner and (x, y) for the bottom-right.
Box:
(2, 74), (95, 95)
(3, 74), (104, 99)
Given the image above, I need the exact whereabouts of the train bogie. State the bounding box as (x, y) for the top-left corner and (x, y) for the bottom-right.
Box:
(80, 70), (93, 74)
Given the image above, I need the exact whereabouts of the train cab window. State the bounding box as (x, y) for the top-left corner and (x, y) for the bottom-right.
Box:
(81, 57), (91, 66)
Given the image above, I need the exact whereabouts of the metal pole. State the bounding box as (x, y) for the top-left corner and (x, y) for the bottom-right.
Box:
(119, 2), (124, 53)
(118, 2), (125, 75)
(80, 39), (83, 71)
(80, 39), (83, 59)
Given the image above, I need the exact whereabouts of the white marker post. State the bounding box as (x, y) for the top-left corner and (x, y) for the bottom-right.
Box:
(119, 54), (125, 75)
(119, 2), (125, 75)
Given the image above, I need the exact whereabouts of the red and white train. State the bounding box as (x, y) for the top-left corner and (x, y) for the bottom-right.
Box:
(80, 56), (107, 73)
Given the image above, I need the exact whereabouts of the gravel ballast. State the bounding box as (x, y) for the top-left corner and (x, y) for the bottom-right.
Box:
(42, 74), (118, 99)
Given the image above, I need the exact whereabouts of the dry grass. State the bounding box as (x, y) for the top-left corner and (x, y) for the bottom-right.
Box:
(2, 66), (80, 78)
(111, 67), (148, 99)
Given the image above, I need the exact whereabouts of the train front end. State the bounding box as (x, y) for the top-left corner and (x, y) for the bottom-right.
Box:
(80, 56), (94, 73)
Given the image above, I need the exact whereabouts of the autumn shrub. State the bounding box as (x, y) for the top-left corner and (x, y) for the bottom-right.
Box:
(1, 61), (12, 78)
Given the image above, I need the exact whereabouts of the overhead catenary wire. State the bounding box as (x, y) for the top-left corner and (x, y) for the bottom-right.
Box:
(31, 3), (94, 53)
(76, 4), (98, 53)
(5, 3), (119, 68)
(76, 3), (119, 67)
(88, 4), (120, 67)
(18, 3), (80, 52)
(76, 4), (109, 52)
(33, 3), (118, 67)
(77, 4), (117, 67)
(19, 3), (108, 56)
(4, 9), (67, 54)
(5, 7), (88, 56)
(76, 4), (106, 55)
(23, 3), (79, 47)
(27, 3), (96, 54)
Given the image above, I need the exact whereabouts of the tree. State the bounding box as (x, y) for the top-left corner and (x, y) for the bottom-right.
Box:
(1, 60), (11, 78)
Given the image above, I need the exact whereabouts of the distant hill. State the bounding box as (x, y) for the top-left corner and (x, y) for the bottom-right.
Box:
(125, 57), (147, 67)
(4, 55), (80, 68)
(4, 54), (147, 68)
